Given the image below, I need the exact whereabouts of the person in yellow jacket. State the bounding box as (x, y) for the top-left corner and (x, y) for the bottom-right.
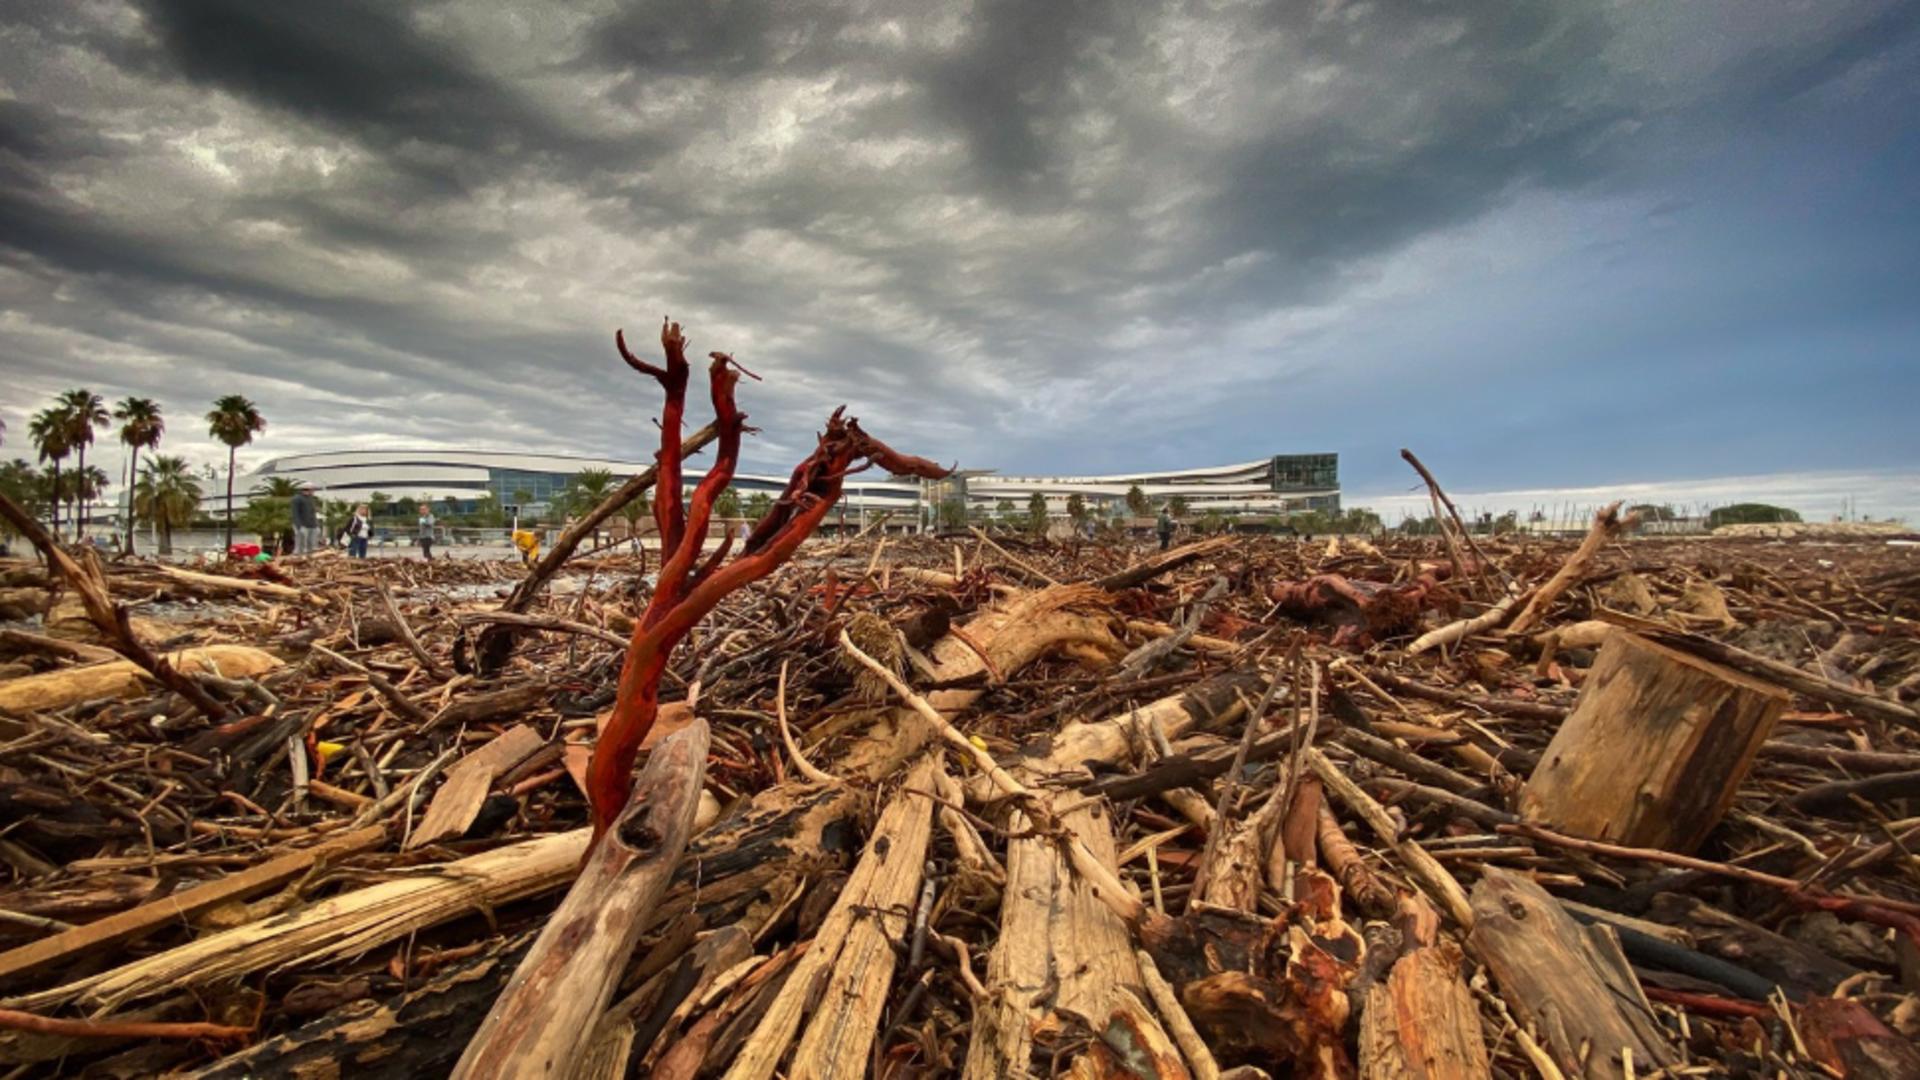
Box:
(512, 525), (540, 566)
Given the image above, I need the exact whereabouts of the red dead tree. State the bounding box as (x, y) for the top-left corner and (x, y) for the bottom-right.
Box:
(456, 320), (946, 1077)
(591, 318), (948, 836)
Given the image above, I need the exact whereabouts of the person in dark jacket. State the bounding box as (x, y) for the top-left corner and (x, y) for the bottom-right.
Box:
(291, 484), (321, 554)
(1156, 505), (1175, 551)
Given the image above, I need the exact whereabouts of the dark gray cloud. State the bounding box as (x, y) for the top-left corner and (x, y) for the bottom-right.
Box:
(0, 0), (1914, 519)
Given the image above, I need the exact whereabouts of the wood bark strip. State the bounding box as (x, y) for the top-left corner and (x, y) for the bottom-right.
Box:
(1306, 748), (1474, 928)
(187, 934), (535, 1080)
(453, 718), (709, 1079)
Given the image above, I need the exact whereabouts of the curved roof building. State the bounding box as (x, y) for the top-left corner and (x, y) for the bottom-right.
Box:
(219, 448), (922, 517)
(220, 449), (1336, 521)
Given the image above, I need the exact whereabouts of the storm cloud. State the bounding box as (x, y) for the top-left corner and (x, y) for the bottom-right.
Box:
(1, 0), (1915, 518)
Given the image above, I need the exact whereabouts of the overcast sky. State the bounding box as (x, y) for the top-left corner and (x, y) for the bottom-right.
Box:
(2, 1), (1915, 521)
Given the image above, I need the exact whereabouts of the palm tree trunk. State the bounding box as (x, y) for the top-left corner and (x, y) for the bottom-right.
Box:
(223, 446), (235, 549)
(125, 446), (140, 555)
(49, 459), (61, 540)
(75, 444), (87, 540)
(160, 518), (173, 556)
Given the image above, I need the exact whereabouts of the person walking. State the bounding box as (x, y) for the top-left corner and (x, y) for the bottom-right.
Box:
(290, 483), (322, 554)
(417, 503), (436, 561)
(346, 504), (372, 558)
(1156, 505), (1175, 552)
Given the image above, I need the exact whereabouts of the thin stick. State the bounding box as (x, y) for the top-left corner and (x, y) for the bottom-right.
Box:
(378, 582), (447, 679)
(775, 660), (839, 785)
(968, 525), (1060, 586)
(0, 1007), (251, 1041)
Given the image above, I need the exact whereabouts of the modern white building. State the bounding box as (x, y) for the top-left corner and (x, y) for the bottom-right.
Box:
(963, 454), (1340, 519)
(213, 448), (923, 521)
(216, 449), (1338, 525)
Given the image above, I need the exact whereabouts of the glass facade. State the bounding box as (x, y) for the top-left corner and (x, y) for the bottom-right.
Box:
(1270, 453), (1338, 492)
(488, 468), (574, 508)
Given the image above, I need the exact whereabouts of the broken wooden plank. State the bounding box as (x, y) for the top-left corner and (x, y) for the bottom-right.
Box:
(406, 724), (545, 851)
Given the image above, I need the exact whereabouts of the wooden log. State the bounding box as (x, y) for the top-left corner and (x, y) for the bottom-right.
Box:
(723, 755), (942, 1080)
(1647, 893), (1862, 997)
(966, 798), (1142, 1079)
(453, 719), (709, 1079)
(1468, 869), (1678, 1079)
(0, 826), (385, 991)
(1012, 670), (1265, 787)
(150, 563), (317, 604)
(0, 644), (281, 715)
(0, 590), (51, 621)
(1094, 535), (1234, 591)
(835, 585), (1122, 782)
(14, 830), (592, 1013)
(187, 934), (534, 1080)
(576, 924), (754, 1080)
(1357, 941), (1489, 1080)
(1519, 629), (1788, 853)
(1196, 782), (1287, 911)
(428, 679), (553, 730)
(1405, 591), (1527, 656)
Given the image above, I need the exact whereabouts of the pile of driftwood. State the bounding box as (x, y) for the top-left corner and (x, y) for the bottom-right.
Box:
(4, 381), (1920, 1075)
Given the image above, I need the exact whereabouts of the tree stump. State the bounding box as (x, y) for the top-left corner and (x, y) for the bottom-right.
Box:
(1520, 629), (1788, 853)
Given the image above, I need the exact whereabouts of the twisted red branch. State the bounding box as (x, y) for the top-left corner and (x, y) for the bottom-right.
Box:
(586, 324), (947, 840)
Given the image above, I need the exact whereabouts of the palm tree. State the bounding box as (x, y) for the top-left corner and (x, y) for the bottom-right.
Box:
(1026, 491), (1049, 534)
(567, 468), (616, 545)
(1066, 493), (1089, 527)
(252, 476), (302, 498)
(28, 407), (72, 538)
(0, 459), (41, 545)
(1124, 484), (1149, 518)
(206, 394), (265, 549)
(73, 465), (109, 536)
(113, 397), (164, 554)
(135, 455), (202, 556)
(58, 389), (109, 538)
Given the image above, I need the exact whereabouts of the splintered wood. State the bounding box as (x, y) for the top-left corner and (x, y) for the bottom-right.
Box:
(2, 503), (1918, 1078)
